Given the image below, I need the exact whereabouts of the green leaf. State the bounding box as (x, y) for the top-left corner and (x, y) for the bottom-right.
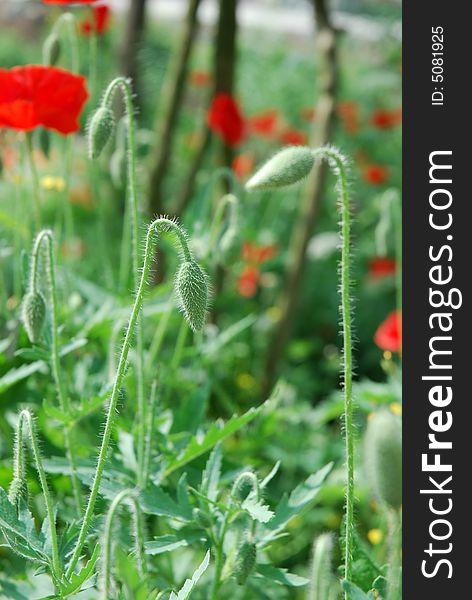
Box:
(59, 543), (100, 597)
(341, 580), (375, 600)
(200, 444), (222, 502)
(145, 535), (189, 555)
(255, 565), (309, 587)
(140, 483), (193, 521)
(164, 404), (264, 477)
(262, 463), (333, 539)
(169, 550), (210, 600)
(242, 497), (274, 524)
(203, 314), (257, 356)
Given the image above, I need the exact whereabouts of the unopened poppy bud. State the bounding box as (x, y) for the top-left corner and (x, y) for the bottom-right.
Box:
(175, 259), (209, 331)
(364, 410), (402, 509)
(8, 477), (28, 510)
(88, 106), (115, 159)
(234, 540), (257, 585)
(22, 291), (46, 344)
(43, 32), (61, 66)
(245, 146), (315, 191)
(231, 472), (258, 502)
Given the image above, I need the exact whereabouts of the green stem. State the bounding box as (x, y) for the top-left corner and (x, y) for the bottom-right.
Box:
(208, 193), (238, 254)
(143, 378), (159, 485)
(14, 410), (62, 580)
(102, 77), (145, 486)
(53, 13), (79, 73)
(209, 513), (230, 600)
(30, 231), (82, 513)
(66, 217), (192, 578)
(25, 133), (41, 231)
(313, 147), (354, 591)
(102, 489), (147, 599)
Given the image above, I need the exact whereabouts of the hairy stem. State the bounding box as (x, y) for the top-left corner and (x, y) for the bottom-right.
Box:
(102, 489), (147, 599)
(30, 231), (82, 513)
(66, 217), (191, 577)
(25, 133), (41, 231)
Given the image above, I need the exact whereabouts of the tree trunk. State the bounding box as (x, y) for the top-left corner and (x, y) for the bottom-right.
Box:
(262, 0), (338, 397)
(148, 0), (202, 217)
(119, 0), (147, 91)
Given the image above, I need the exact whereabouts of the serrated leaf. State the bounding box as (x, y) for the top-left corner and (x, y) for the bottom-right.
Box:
(140, 483), (193, 521)
(59, 543), (100, 596)
(263, 463), (333, 539)
(145, 535), (189, 555)
(164, 404), (264, 477)
(169, 550), (210, 600)
(200, 444), (222, 502)
(242, 497), (274, 524)
(254, 565), (309, 587)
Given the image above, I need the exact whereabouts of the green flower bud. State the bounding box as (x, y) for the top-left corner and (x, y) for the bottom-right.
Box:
(245, 146), (315, 191)
(21, 291), (46, 344)
(231, 472), (258, 502)
(175, 259), (209, 331)
(43, 32), (61, 66)
(234, 540), (257, 585)
(88, 106), (115, 159)
(364, 410), (402, 509)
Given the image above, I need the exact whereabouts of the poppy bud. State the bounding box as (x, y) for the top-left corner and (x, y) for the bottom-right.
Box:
(21, 291), (46, 344)
(234, 540), (257, 585)
(8, 477), (28, 511)
(231, 472), (258, 502)
(88, 106), (115, 159)
(43, 33), (61, 67)
(364, 410), (402, 509)
(245, 146), (315, 191)
(175, 259), (209, 332)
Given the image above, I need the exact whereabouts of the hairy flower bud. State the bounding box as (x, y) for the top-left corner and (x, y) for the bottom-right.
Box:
(8, 477), (28, 511)
(234, 540), (257, 585)
(22, 291), (46, 344)
(175, 259), (209, 331)
(231, 472), (258, 502)
(88, 106), (115, 159)
(245, 146), (315, 191)
(364, 410), (402, 509)
(43, 32), (61, 66)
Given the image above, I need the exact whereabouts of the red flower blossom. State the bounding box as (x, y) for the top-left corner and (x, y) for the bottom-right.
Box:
(0, 66), (88, 134)
(362, 164), (389, 185)
(337, 100), (359, 134)
(368, 257), (396, 279)
(370, 108), (402, 130)
(232, 153), (255, 180)
(207, 93), (245, 147)
(80, 5), (111, 36)
(375, 310), (402, 353)
(242, 242), (277, 265)
(238, 265), (260, 298)
(189, 70), (211, 87)
(300, 107), (316, 122)
(279, 128), (307, 146)
(247, 109), (279, 137)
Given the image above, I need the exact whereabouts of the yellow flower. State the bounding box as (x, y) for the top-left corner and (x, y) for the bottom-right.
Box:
(367, 528), (383, 545)
(389, 402), (402, 417)
(40, 175), (66, 192)
(236, 372), (256, 391)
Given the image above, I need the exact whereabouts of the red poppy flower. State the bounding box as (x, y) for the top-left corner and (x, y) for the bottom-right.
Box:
(368, 257), (396, 279)
(238, 265), (260, 298)
(248, 109), (279, 137)
(80, 5), (111, 36)
(362, 164), (389, 185)
(370, 108), (402, 130)
(242, 241), (277, 264)
(232, 153), (255, 180)
(0, 66), (88, 134)
(279, 128), (308, 146)
(375, 310), (402, 353)
(207, 93), (245, 147)
(189, 70), (211, 87)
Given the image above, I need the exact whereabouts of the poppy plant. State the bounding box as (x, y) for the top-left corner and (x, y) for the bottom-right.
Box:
(237, 265), (261, 298)
(370, 108), (402, 130)
(279, 128), (308, 146)
(368, 257), (396, 279)
(241, 241), (278, 264)
(0, 66), (88, 134)
(374, 310), (402, 353)
(232, 153), (255, 180)
(207, 93), (245, 147)
(362, 164), (389, 186)
(247, 109), (279, 138)
(80, 5), (111, 36)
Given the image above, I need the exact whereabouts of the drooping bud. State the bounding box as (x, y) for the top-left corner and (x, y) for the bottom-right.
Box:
(231, 472), (258, 502)
(43, 32), (61, 66)
(364, 410), (402, 509)
(21, 291), (46, 344)
(88, 106), (115, 159)
(234, 540), (257, 585)
(245, 146), (315, 191)
(175, 259), (209, 331)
